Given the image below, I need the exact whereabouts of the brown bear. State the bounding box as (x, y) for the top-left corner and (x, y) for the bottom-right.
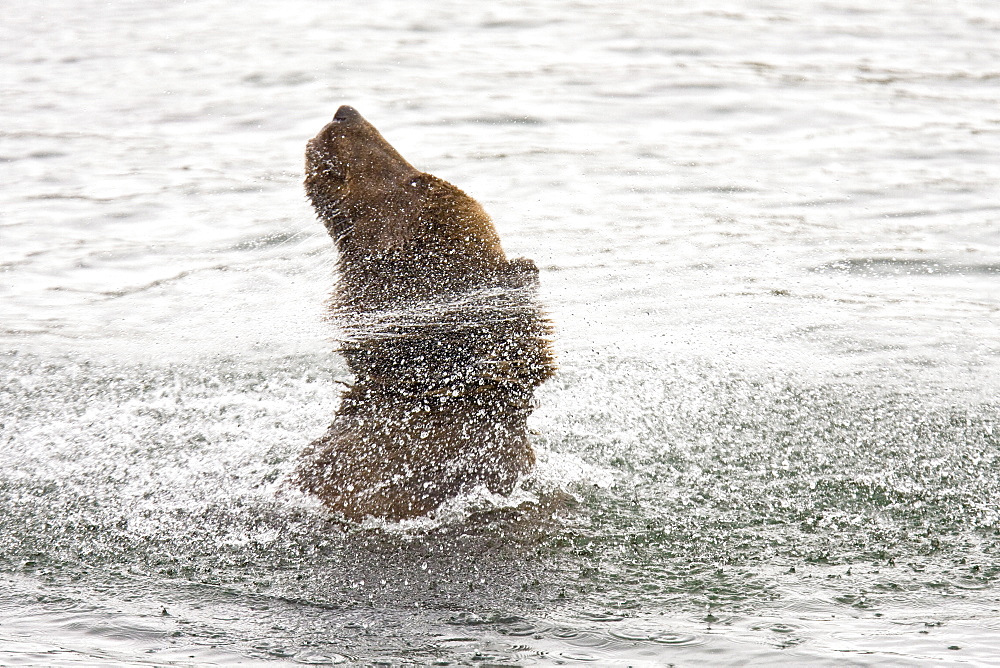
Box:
(295, 106), (555, 522)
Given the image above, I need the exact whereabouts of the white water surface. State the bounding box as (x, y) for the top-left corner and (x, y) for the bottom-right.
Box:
(3, 0), (1000, 665)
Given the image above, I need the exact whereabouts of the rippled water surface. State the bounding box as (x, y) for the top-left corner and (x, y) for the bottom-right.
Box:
(3, 0), (1000, 665)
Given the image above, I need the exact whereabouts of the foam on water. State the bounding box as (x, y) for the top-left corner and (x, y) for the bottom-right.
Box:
(3, 0), (1000, 664)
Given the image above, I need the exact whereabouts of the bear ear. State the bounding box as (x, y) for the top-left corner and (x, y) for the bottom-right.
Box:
(502, 257), (540, 287)
(508, 257), (539, 275)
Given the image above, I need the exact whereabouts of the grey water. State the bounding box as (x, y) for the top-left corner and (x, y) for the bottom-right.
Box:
(2, 0), (1000, 665)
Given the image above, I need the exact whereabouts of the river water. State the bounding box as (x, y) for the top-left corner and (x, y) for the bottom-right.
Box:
(3, 0), (1000, 665)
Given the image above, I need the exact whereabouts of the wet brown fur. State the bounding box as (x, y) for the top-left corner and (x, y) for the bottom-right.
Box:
(296, 106), (554, 521)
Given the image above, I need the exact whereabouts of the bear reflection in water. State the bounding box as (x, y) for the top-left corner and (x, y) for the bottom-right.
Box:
(295, 106), (555, 522)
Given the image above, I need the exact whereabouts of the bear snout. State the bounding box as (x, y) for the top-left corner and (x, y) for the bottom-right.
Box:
(333, 105), (361, 123)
